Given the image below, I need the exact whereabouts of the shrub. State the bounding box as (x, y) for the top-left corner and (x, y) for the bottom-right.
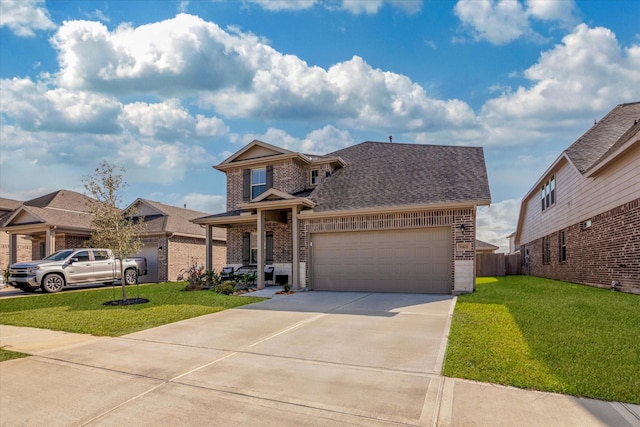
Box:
(213, 281), (237, 295)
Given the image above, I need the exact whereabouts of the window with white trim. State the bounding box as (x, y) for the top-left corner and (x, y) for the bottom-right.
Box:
(310, 169), (319, 185)
(251, 168), (266, 199)
(541, 175), (556, 212)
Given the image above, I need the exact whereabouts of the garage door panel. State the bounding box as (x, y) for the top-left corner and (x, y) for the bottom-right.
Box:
(311, 227), (452, 294)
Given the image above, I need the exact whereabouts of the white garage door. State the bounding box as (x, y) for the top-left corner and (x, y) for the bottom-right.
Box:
(310, 227), (452, 294)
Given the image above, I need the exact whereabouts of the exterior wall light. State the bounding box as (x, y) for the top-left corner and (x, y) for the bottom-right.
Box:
(460, 224), (466, 234)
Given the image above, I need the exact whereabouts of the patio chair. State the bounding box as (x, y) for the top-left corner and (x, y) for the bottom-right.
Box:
(264, 266), (275, 285)
(220, 266), (235, 281)
(234, 266), (257, 286)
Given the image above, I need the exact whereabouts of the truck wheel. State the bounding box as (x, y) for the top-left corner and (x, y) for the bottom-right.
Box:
(41, 274), (64, 293)
(124, 268), (138, 285)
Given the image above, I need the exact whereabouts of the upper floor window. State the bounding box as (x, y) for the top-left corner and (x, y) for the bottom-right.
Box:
(541, 175), (555, 212)
(310, 169), (319, 186)
(252, 168), (266, 199)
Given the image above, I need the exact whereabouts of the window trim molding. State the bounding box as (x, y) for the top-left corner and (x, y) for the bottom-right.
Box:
(541, 175), (556, 212)
(558, 230), (567, 263)
(542, 235), (551, 265)
(251, 167), (267, 200)
(310, 169), (320, 186)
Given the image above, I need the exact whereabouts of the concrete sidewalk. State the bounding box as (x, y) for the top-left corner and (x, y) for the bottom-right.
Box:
(1, 292), (639, 426)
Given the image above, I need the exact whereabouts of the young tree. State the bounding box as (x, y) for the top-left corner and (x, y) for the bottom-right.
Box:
(83, 161), (145, 301)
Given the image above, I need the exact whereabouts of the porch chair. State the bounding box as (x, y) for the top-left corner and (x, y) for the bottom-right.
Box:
(220, 266), (235, 281)
(264, 266), (275, 285)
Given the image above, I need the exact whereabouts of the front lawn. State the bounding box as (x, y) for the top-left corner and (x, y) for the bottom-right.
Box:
(443, 276), (640, 404)
(0, 282), (264, 336)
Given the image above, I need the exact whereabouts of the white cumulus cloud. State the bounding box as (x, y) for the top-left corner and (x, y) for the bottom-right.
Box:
(0, 0), (56, 37)
(454, 0), (578, 45)
(479, 24), (640, 144)
(476, 198), (521, 253)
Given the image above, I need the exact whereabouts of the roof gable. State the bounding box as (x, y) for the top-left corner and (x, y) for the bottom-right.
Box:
(220, 140), (295, 164)
(128, 198), (225, 239)
(5, 208), (43, 226)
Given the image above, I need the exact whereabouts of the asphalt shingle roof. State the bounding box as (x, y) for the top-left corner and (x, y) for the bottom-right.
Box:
(309, 141), (491, 212)
(564, 102), (640, 174)
(1, 190), (97, 230)
(137, 199), (226, 239)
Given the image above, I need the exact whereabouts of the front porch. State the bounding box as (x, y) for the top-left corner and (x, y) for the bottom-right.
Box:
(196, 190), (315, 291)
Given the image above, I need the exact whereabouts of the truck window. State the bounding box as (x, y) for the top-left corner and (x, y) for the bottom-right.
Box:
(74, 251), (90, 262)
(93, 250), (110, 260)
(43, 250), (74, 261)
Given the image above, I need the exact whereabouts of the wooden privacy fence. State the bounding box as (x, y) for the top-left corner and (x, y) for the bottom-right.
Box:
(476, 253), (522, 276)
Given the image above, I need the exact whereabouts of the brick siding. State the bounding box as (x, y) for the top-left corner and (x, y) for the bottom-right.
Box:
(522, 198), (640, 294)
(0, 234), (32, 268)
(227, 218), (293, 264)
(226, 159), (336, 211)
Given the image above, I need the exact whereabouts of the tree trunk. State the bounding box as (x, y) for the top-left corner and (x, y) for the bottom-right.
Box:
(119, 258), (127, 301)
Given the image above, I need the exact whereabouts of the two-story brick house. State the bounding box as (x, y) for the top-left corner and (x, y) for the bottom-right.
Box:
(195, 139), (491, 294)
(515, 102), (640, 293)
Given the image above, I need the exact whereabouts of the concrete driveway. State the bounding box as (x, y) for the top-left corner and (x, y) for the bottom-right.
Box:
(2, 291), (639, 426)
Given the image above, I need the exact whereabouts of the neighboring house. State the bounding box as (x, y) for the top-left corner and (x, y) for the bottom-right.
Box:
(127, 198), (227, 282)
(194, 139), (491, 294)
(506, 232), (519, 254)
(1, 190), (96, 262)
(475, 239), (499, 254)
(515, 102), (640, 293)
(0, 191), (226, 284)
(0, 198), (33, 270)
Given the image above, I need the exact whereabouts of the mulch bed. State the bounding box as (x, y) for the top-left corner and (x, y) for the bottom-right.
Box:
(103, 298), (150, 306)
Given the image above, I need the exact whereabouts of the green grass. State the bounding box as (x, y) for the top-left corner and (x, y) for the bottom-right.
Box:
(0, 282), (264, 337)
(443, 276), (640, 404)
(0, 348), (29, 362)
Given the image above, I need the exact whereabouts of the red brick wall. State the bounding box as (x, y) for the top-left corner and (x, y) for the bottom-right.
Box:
(522, 198), (640, 293)
(226, 218), (293, 265)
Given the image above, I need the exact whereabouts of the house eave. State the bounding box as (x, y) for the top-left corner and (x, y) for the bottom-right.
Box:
(238, 197), (316, 211)
(192, 213), (257, 227)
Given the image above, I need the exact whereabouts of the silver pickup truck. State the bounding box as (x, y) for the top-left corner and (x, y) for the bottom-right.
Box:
(8, 248), (147, 293)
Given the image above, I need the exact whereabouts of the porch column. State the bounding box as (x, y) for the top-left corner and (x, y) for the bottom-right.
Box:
(256, 209), (265, 289)
(205, 225), (213, 272)
(45, 228), (56, 256)
(292, 207), (300, 290)
(8, 233), (17, 264)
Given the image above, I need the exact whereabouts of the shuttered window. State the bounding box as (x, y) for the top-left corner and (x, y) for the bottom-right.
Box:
(242, 232), (251, 264)
(266, 231), (273, 264)
(242, 169), (251, 201)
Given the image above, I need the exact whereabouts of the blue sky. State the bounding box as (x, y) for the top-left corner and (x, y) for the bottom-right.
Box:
(1, 0), (639, 251)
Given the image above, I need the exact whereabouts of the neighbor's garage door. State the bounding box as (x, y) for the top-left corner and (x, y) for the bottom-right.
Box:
(311, 227), (452, 294)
